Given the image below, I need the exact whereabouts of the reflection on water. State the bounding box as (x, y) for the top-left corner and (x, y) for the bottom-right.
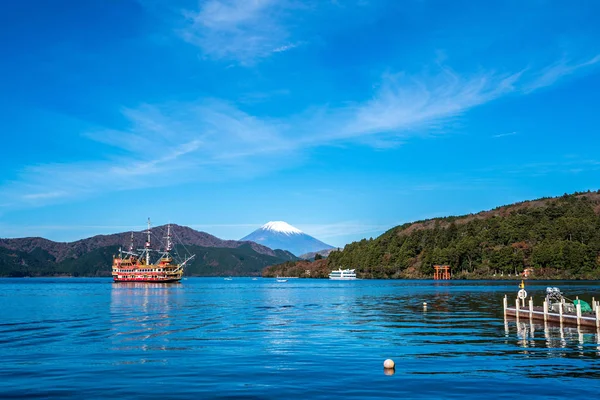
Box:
(110, 282), (183, 359)
(507, 317), (600, 354)
(1, 278), (600, 399)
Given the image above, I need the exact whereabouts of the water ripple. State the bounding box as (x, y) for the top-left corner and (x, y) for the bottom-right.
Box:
(1, 278), (600, 398)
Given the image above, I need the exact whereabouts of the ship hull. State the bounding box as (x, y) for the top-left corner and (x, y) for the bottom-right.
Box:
(113, 277), (182, 283)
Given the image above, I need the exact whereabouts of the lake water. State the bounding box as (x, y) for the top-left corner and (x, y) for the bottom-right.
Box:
(1, 278), (599, 399)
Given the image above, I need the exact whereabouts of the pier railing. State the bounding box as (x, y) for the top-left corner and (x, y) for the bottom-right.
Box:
(503, 295), (600, 328)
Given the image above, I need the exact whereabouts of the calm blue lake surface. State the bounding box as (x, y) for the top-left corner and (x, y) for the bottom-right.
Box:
(1, 278), (600, 399)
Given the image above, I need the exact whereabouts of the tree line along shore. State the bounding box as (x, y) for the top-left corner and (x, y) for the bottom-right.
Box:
(263, 191), (600, 280)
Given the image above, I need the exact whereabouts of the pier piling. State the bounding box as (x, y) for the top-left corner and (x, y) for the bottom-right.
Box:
(504, 294), (600, 328)
(559, 302), (563, 326)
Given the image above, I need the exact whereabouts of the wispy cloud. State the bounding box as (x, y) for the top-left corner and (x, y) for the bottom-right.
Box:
(179, 0), (298, 64)
(477, 157), (600, 178)
(492, 131), (518, 138)
(22, 191), (69, 201)
(1, 55), (598, 209)
(523, 55), (600, 93)
(336, 69), (522, 140)
(272, 42), (300, 53)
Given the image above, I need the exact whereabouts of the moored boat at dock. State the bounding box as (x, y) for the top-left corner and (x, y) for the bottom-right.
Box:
(504, 282), (600, 328)
(112, 219), (195, 283)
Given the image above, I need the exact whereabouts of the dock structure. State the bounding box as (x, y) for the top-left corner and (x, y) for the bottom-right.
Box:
(433, 265), (451, 280)
(504, 294), (600, 328)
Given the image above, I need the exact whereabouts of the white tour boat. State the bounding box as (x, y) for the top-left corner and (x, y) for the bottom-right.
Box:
(328, 268), (357, 280)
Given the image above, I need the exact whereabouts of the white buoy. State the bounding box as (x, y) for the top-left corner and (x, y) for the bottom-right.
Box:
(383, 359), (395, 369)
(423, 302), (427, 307)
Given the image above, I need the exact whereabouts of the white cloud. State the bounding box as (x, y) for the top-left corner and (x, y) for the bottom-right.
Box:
(492, 131), (518, 138)
(337, 69), (522, 140)
(1, 55), (598, 209)
(22, 191), (69, 201)
(272, 43), (300, 53)
(179, 0), (297, 64)
(522, 55), (600, 93)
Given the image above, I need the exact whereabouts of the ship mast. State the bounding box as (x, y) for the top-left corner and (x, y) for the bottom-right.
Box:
(145, 218), (151, 265)
(165, 223), (172, 253)
(129, 232), (134, 253)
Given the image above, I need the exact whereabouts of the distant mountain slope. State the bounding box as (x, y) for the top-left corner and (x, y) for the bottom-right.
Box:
(298, 248), (338, 260)
(0, 224), (297, 277)
(241, 221), (334, 256)
(326, 191), (600, 279)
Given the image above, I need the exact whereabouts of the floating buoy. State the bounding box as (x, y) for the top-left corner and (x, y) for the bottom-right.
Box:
(423, 302), (427, 307)
(383, 359), (395, 369)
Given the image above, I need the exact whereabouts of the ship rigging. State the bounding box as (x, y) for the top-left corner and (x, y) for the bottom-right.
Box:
(111, 219), (195, 283)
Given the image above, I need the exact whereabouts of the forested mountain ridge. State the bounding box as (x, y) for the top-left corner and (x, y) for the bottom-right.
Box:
(0, 225), (297, 277)
(269, 191), (600, 279)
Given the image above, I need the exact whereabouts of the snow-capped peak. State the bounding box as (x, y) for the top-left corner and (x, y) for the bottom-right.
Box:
(261, 221), (303, 235)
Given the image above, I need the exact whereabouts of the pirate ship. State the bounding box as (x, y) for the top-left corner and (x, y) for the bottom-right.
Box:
(111, 219), (195, 283)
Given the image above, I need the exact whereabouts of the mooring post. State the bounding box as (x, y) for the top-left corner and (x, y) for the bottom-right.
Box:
(559, 302), (563, 326)
(529, 297), (533, 321)
(543, 300), (548, 322)
(576, 300), (582, 327)
(503, 295), (507, 317)
(596, 303), (600, 329)
(515, 298), (520, 321)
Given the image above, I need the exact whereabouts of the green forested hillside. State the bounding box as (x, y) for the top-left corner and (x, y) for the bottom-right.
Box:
(0, 243), (296, 277)
(183, 244), (296, 276)
(0, 246), (58, 277)
(326, 191), (600, 279)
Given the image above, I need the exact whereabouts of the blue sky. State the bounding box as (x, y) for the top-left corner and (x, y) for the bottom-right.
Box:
(1, 0), (600, 247)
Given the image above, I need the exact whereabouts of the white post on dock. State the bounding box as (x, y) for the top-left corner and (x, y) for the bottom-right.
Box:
(596, 302), (600, 329)
(529, 297), (533, 321)
(576, 301), (581, 327)
(559, 301), (563, 326)
(503, 295), (507, 317)
(515, 298), (520, 322)
(543, 300), (548, 322)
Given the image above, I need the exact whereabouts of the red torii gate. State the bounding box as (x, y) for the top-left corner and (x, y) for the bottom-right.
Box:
(433, 265), (451, 280)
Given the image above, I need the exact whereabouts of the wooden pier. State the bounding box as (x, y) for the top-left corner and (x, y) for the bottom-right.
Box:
(504, 295), (600, 328)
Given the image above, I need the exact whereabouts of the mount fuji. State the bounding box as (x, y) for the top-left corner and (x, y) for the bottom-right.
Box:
(240, 221), (334, 257)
